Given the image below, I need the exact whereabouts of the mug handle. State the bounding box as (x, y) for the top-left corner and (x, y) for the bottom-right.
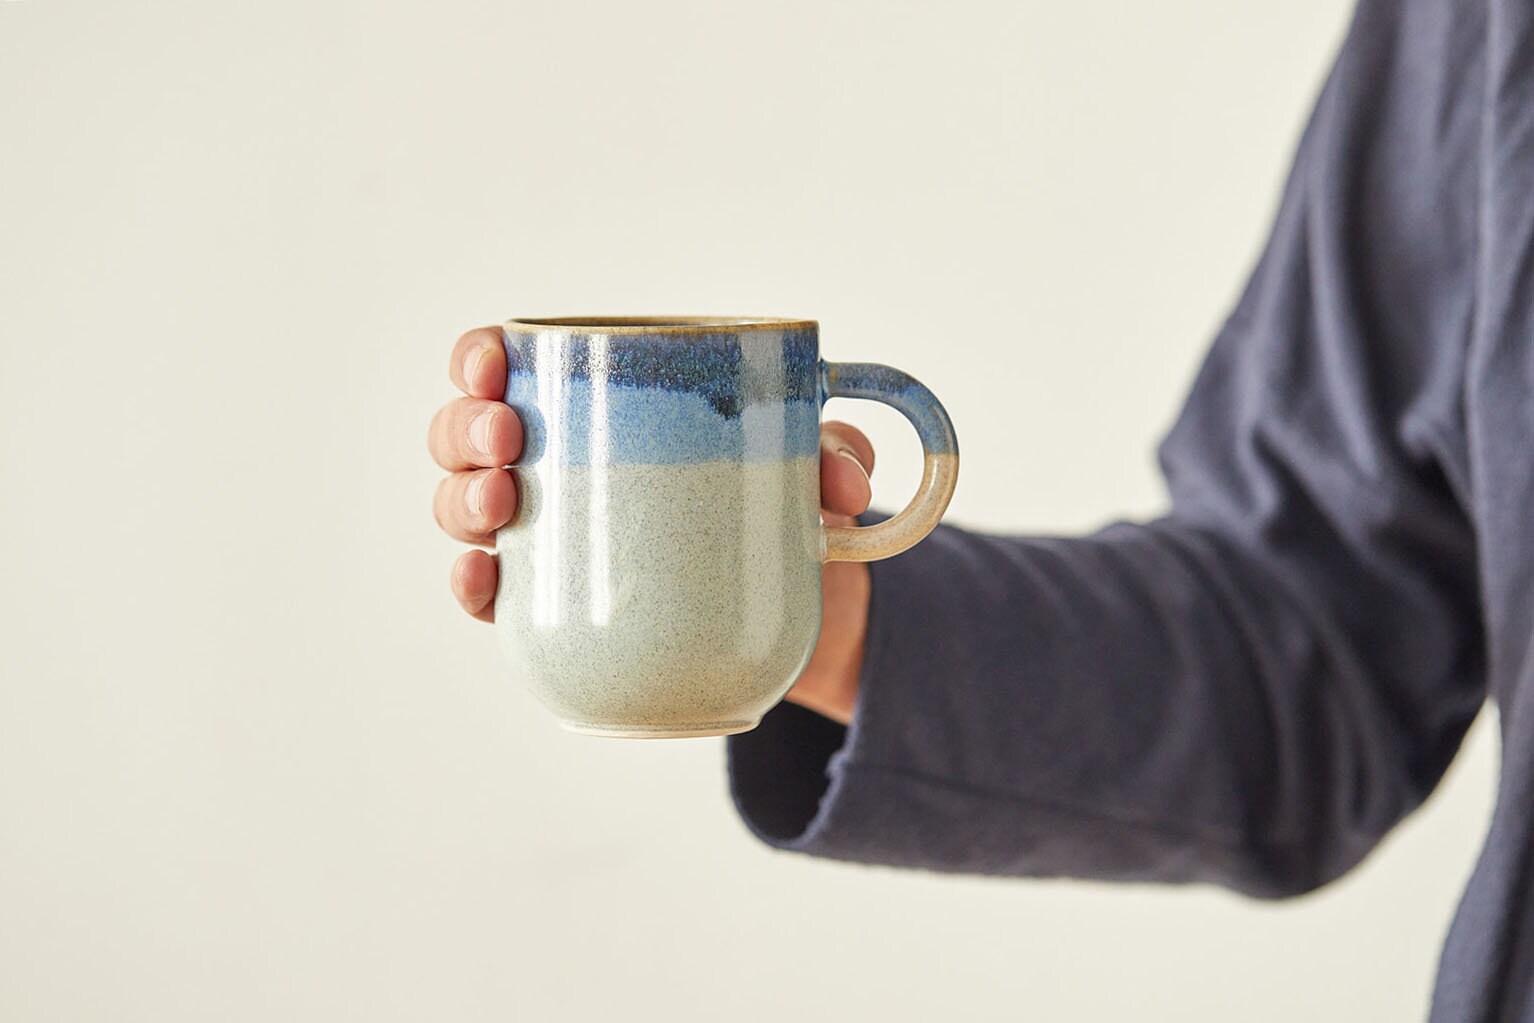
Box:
(820, 361), (960, 563)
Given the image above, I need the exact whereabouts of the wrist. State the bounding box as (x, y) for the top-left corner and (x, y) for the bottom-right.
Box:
(785, 561), (870, 725)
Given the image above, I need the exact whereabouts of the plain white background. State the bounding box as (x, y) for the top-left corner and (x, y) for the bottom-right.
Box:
(0, 1), (1498, 1019)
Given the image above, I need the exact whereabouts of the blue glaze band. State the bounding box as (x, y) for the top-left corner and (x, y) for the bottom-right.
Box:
(822, 361), (959, 457)
(505, 326), (821, 466)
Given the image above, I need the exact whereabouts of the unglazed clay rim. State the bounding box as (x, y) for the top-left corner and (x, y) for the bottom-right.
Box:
(560, 720), (760, 739)
(506, 316), (818, 335)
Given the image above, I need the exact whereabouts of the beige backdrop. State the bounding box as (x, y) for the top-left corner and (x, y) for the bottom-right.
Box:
(0, 2), (1497, 1020)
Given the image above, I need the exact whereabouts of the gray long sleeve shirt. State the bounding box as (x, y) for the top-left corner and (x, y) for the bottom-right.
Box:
(726, 1), (1534, 1018)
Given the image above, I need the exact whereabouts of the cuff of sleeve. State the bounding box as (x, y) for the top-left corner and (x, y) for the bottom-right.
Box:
(726, 519), (948, 864)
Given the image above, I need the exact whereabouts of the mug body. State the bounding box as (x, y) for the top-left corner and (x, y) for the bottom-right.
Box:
(495, 318), (824, 737)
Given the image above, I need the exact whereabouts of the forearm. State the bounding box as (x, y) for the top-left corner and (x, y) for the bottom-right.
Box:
(730, 510), (1481, 897)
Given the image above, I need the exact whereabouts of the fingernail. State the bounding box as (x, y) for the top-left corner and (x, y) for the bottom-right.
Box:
(470, 410), (498, 457)
(463, 346), (487, 390)
(837, 448), (868, 476)
(467, 473), (489, 518)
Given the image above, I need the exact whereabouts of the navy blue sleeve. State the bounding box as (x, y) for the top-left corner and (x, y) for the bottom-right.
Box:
(727, 0), (1488, 898)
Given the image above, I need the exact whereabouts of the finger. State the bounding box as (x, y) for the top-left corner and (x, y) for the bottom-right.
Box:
(820, 429), (873, 518)
(452, 549), (499, 622)
(821, 508), (858, 529)
(433, 468), (518, 545)
(449, 327), (508, 399)
(821, 421), (875, 475)
(429, 397), (524, 471)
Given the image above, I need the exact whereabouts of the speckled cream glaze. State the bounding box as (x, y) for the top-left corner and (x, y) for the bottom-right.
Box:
(494, 317), (959, 738)
(496, 458), (822, 736)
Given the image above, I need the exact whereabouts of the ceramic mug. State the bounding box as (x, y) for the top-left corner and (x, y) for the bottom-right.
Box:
(494, 316), (958, 738)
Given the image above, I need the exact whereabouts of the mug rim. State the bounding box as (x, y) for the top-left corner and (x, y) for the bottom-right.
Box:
(505, 315), (817, 335)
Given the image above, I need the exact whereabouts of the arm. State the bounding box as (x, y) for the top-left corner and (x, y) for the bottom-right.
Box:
(728, 0), (1486, 897)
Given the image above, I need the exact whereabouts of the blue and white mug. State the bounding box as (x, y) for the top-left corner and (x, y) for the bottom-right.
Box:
(495, 317), (958, 738)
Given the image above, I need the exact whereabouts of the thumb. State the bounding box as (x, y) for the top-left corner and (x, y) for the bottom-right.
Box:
(820, 422), (874, 518)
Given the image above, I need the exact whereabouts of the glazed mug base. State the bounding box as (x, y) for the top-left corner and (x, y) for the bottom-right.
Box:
(559, 720), (760, 739)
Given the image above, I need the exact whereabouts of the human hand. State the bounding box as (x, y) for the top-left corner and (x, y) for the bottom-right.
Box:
(428, 326), (873, 725)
